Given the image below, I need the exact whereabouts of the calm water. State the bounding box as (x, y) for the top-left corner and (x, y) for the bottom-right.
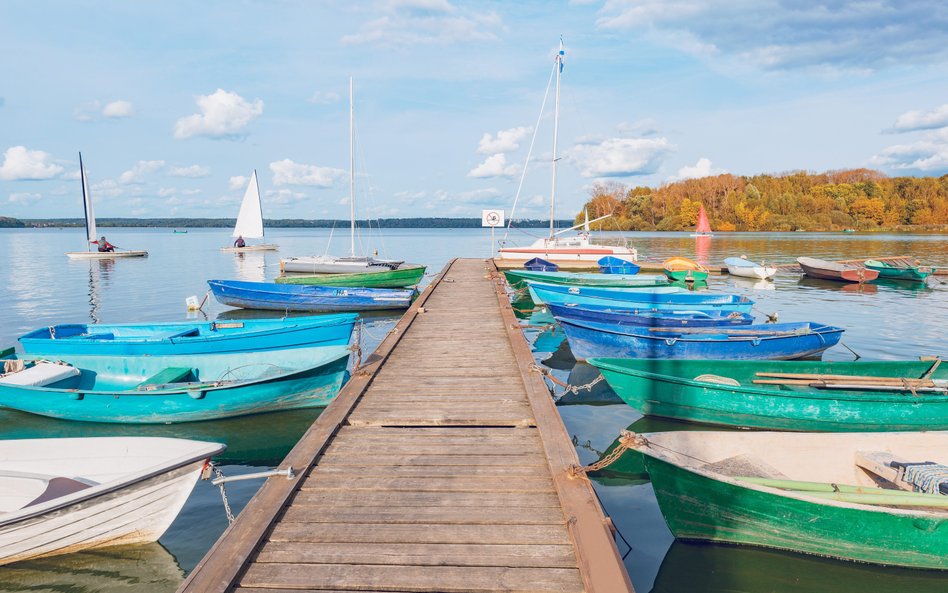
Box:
(0, 227), (946, 591)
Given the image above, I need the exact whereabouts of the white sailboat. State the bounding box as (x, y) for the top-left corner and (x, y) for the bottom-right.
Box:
(65, 153), (147, 259)
(280, 78), (403, 274)
(498, 40), (637, 263)
(221, 169), (278, 252)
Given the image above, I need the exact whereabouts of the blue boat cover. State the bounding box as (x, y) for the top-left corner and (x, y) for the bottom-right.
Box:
(524, 258), (558, 272)
(598, 256), (640, 275)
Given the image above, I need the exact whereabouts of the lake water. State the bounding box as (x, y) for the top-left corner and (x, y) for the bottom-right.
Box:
(0, 227), (946, 592)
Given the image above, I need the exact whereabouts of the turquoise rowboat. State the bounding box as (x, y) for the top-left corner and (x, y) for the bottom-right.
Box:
(276, 264), (427, 288)
(632, 430), (948, 569)
(528, 282), (753, 313)
(587, 358), (948, 431)
(864, 259), (934, 282)
(18, 314), (356, 357)
(0, 345), (351, 423)
(503, 269), (667, 291)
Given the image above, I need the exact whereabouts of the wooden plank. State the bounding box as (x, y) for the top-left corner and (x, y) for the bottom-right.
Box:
(316, 454), (547, 468)
(311, 465), (549, 477)
(290, 490), (563, 508)
(253, 542), (577, 568)
(336, 427), (538, 438)
(279, 505), (565, 525)
(267, 523), (572, 545)
(238, 563), (584, 593)
(300, 475), (555, 493)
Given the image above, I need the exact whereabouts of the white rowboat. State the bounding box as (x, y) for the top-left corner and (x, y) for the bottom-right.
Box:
(725, 256), (777, 280)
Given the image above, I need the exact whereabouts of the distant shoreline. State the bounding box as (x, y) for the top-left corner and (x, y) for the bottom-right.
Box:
(1, 217), (571, 229)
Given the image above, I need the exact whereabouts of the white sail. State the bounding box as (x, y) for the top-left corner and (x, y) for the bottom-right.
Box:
(233, 170), (264, 239)
(80, 155), (97, 246)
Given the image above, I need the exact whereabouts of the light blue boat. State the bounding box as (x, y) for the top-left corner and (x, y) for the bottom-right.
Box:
(0, 345), (351, 423)
(209, 279), (415, 312)
(18, 314), (357, 357)
(528, 282), (754, 313)
(556, 317), (843, 361)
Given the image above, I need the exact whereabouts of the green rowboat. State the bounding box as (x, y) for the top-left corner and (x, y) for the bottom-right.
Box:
(663, 257), (710, 282)
(864, 259), (934, 282)
(587, 358), (948, 431)
(276, 264), (426, 288)
(503, 269), (668, 291)
(633, 430), (948, 569)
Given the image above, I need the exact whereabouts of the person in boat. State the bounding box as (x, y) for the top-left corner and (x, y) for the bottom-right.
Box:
(97, 236), (115, 252)
(234, 235), (245, 248)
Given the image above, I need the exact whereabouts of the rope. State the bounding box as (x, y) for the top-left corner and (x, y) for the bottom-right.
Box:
(531, 363), (605, 401)
(752, 306), (778, 323)
(567, 431), (648, 478)
(839, 340), (861, 360)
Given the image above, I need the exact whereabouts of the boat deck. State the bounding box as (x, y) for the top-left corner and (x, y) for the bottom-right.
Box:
(178, 258), (632, 593)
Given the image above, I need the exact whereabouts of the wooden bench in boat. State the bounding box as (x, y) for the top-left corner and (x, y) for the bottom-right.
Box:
(137, 367), (195, 390)
(0, 362), (81, 387)
(855, 451), (948, 494)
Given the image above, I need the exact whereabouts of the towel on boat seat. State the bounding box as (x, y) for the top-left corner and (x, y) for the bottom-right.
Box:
(901, 463), (948, 495)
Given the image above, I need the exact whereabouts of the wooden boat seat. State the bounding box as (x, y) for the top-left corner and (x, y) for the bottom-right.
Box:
(137, 367), (195, 389)
(158, 328), (200, 339)
(0, 469), (99, 510)
(703, 454), (788, 480)
(0, 362), (80, 387)
(856, 451), (948, 494)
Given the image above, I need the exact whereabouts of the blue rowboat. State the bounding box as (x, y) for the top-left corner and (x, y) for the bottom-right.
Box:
(555, 317), (843, 361)
(18, 314), (356, 357)
(547, 302), (754, 328)
(0, 345), (351, 423)
(528, 282), (754, 313)
(208, 280), (415, 312)
(524, 257), (558, 272)
(598, 256), (640, 275)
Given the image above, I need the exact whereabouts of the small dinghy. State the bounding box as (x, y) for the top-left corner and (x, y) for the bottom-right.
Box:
(557, 318), (843, 361)
(547, 302), (753, 328)
(725, 256), (777, 280)
(663, 257), (709, 282)
(208, 279), (415, 312)
(276, 264), (427, 288)
(18, 314), (356, 357)
(0, 437), (224, 565)
(528, 282), (754, 313)
(864, 259), (934, 283)
(630, 430), (948, 569)
(598, 256), (640, 275)
(797, 257), (879, 283)
(0, 345), (351, 423)
(503, 269), (666, 291)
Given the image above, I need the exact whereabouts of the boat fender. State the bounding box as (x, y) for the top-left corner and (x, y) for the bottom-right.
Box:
(188, 389), (206, 400)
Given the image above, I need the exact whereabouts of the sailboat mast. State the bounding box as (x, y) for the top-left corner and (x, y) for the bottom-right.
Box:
(549, 39), (564, 239)
(349, 76), (356, 258)
(78, 152), (91, 251)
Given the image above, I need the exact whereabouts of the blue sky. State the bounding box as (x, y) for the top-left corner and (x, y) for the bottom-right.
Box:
(2, 0), (948, 220)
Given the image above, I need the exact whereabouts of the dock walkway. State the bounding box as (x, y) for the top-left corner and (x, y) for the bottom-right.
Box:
(179, 258), (632, 593)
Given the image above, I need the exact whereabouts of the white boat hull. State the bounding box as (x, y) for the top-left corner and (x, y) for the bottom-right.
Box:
(65, 251), (148, 259)
(727, 265), (777, 279)
(498, 234), (637, 262)
(221, 244), (279, 252)
(0, 437), (223, 565)
(281, 256), (402, 274)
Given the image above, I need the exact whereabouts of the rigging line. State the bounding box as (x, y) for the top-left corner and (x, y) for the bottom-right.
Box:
(503, 57), (557, 245)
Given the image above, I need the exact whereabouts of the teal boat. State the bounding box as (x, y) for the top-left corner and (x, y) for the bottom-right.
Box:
(587, 358), (948, 431)
(503, 269), (667, 291)
(0, 345), (350, 423)
(632, 430), (948, 569)
(864, 259), (934, 283)
(276, 264), (427, 288)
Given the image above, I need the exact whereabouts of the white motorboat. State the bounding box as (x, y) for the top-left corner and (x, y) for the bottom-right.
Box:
(0, 437), (224, 565)
(725, 256), (777, 280)
(65, 153), (148, 259)
(221, 169), (278, 252)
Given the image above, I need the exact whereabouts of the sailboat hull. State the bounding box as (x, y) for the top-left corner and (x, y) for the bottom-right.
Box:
(66, 251), (148, 259)
(220, 244), (279, 252)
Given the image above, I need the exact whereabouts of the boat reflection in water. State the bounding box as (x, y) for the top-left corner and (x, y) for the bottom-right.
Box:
(651, 540), (948, 593)
(798, 277), (879, 294)
(1, 543), (184, 593)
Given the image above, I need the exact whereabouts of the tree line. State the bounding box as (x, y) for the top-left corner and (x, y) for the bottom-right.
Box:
(575, 169), (948, 231)
(13, 217), (571, 229)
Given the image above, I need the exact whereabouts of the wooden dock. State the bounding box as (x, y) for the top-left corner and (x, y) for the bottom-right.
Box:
(178, 258), (632, 593)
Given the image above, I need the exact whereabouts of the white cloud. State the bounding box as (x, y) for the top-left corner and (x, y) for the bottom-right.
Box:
(90, 179), (124, 197)
(270, 159), (346, 187)
(158, 187), (176, 197)
(308, 91), (341, 104)
(74, 100), (101, 122)
(468, 153), (521, 178)
(118, 160), (165, 184)
(617, 119), (661, 137)
(173, 89), (264, 140)
(667, 158), (727, 182)
(0, 146), (64, 180)
(169, 164), (211, 178)
(264, 188), (309, 205)
(477, 126), (532, 154)
(229, 175), (249, 190)
(870, 128), (948, 173)
(8, 192), (41, 205)
(341, 1), (502, 46)
(887, 104), (948, 133)
(102, 100), (135, 118)
(567, 137), (674, 178)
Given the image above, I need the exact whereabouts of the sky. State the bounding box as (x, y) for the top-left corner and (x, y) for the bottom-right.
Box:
(2, 0), (948, 221)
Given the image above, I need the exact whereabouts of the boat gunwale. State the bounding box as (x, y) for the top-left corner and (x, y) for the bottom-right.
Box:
(560, 319), (843, 343)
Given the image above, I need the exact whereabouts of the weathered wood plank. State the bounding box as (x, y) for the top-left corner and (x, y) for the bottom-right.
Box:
(335, 427), (538, 438)
(238, 563), (584, 593)
(279, 505), (564, 525)
(312, 465), (549, 477)
(322, 442), (540, 456)
(253, 542), (577, 568)
(316, 454), (547, 468)
(290, 490), (564, 510)
(267, 523), (573, 545)
(300, 475), (555, 493)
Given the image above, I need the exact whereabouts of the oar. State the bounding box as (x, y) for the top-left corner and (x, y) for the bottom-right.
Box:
(756, 372), (932, 383)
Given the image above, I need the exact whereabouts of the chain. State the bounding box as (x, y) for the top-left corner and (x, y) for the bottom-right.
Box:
(530, 363), (605, 401)
(212, 465), (236, 524)
(567, 432), (648, 478)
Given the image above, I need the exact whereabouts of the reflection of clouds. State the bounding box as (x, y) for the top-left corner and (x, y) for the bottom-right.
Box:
(233, 251), (267, 282)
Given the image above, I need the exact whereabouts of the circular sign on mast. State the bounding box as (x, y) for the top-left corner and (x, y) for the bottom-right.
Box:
(482, 209), (504, 227)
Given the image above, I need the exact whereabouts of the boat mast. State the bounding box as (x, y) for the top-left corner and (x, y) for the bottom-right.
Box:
(549, 38), (564, 239)
(78, 152), (91, 252)
(349, 76), (355, 258)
